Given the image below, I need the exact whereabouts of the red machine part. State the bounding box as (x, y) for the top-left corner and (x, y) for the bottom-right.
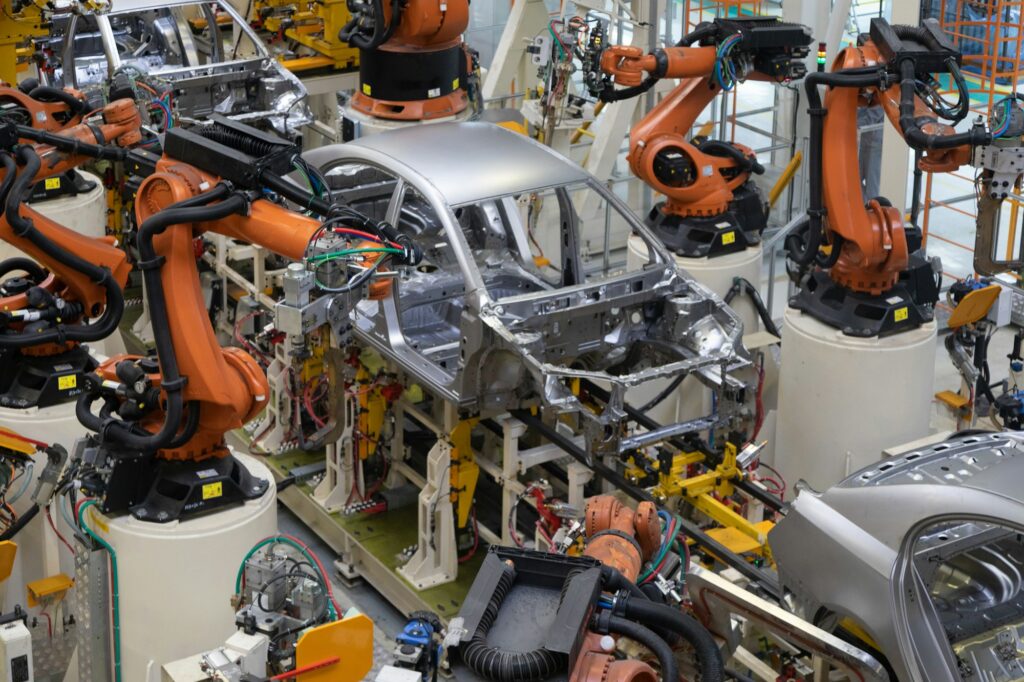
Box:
(571, 496), (663, 682)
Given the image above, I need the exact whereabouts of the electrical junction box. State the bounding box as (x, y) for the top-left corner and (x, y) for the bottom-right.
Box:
(0, 621), (32, 682)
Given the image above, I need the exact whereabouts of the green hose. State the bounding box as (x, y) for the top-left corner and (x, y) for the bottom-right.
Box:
(234, 536), (338, 620)
(78, 500), (121, 682)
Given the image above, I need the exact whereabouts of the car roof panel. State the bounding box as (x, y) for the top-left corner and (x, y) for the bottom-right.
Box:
(343, 122), (592, 206)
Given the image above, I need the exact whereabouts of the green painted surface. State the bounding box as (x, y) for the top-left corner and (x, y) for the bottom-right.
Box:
(263, 449), (483, 618)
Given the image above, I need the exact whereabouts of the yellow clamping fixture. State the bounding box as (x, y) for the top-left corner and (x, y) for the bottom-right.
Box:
(354, 361), (386, 462)
(0, 0), (51, 85)
(448, 419), (479, 530)
(257, 0), (360, 72)
(652, 442), (774, 561)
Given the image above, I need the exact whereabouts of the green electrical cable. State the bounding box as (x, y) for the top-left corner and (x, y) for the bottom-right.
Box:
(306, 247), (404, 263)
(638, 517), (679, 582)
(548, 23), (565, 60)
(234, 536), (338, 620)
(78, 500), (121, 682)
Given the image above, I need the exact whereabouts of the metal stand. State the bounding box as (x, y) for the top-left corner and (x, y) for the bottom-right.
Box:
(397, 433), (457, 590)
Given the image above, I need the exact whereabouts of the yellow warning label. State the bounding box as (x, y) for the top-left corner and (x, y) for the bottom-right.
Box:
(44, 177), (61, 190)
(58, 375), (77, 391)
(202, 482), (223, 500)
(721, 231), (736, 245)
(894, 306), (909, 322)
(362, 83), (372, 96)
(452, 78), (460, 90)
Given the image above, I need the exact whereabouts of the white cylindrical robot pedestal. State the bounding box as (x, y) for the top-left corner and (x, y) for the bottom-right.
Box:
(626, 235), (762, 424)
(87, 453), (277, 682)
(339, 105), (473, 137)
(0, 404), (91, 613)
(774, 307), (936, 491)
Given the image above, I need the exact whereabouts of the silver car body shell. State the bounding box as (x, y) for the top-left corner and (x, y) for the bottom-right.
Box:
(769, 432), (1024, 682)
(47, 0), (311, 135)
(302, 123), (752, 451)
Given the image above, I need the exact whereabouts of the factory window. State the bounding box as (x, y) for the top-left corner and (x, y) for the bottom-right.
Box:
(320, 162), (399, 223)
(451, 181), (655, 299)
(910, 519), (1024, 670)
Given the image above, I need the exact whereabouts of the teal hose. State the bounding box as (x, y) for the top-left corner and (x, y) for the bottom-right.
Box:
(235, 536), (338, 620)
(78, 500), (121, 682)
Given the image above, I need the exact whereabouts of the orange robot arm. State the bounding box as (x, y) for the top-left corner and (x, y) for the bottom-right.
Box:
(800, 23), (988, 296)
(590, 18), (811, 249)
(601, 45), (752, 218)
(0, 90), (140, 343)
(86, 160), (322, 461)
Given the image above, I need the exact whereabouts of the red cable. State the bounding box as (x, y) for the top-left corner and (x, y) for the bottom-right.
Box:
(277, 533), (343, 617)
(45, 506), (75, 556)
(330, 227), (395, 245)
(74, 497), (95, 522)
(0, 429), (48, 450)
(269, 657), (340, 680)
(458, 510), (479, 564)
(302, 380), (327, 429)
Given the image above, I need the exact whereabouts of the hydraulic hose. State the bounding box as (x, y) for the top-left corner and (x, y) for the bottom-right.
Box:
(461, 561), (565, 681)
(0, 147), (125, 347)
(676, 21), (717, 47)
(897, 59), (989, 151)
(603, 615), (679, 682)
(793, 67), (887, 267)
(0, 256), (46, 282)
(724, 277), (781, 338)
(339, 0), (399, 50)
(27, 86), (87, 118)
(77, 185), (242, 453)
(15, 125), (127, 162)
(619, 596), (724, 682)
(699, 140), (765, 175)
(600, 565), (647, 600)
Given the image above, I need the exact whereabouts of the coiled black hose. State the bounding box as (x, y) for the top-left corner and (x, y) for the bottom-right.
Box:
(0, 256), (46, 282)
(619, 597), (724, 682)
(896, 59), (990, 151)
(339, 0), (400, 50)
(77, 185), (243, 453)
(603, 615), (679, 682)
(0, 147), (125, 347)
(461, 562), (565, 681)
